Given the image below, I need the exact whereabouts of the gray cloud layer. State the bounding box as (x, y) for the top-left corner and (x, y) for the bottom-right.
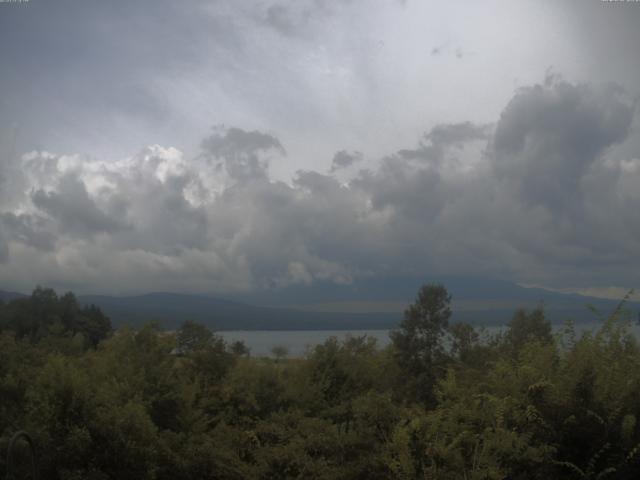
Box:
(6, 0), (639, 179)
(0, 78), (638, 294)
(330, 150), (363, 172)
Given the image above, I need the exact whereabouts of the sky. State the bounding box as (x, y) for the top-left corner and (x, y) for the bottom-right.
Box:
(0, 0), (639, 297)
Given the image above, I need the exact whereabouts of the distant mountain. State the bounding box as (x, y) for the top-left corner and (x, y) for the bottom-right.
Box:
(0, 290), (27, 302)
(224, 275), (570, 305)
(78, 293), (397, 330)
(4, 277), (637, 330)
(227, 276), (639, 327)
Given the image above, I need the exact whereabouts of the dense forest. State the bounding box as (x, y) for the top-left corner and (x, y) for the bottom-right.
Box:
(1, 285), (640, 479)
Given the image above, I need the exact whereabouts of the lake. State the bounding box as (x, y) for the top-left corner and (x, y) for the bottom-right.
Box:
(219, 329), (393, 357)
(219, 321), (640, 357)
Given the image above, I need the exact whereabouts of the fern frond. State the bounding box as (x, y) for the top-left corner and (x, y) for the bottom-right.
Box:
(553, 460), (586, 477)
(587, 442), (610, 475)
(595, 466), (617, 479)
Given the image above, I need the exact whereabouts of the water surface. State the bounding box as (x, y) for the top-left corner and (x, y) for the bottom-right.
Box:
(219, 329), (392, 357)
(219, 321), (640, 357)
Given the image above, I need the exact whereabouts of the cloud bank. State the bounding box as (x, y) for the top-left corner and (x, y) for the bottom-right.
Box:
(0, 78), (638, 294)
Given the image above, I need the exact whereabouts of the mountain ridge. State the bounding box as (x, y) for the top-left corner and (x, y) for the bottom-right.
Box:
(2, 278), (637, 330)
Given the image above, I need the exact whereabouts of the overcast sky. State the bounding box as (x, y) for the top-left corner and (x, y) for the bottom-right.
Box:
(1, 0), (639, 297)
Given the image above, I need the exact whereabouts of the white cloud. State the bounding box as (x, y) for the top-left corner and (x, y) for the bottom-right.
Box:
(0, 79), (639, 295)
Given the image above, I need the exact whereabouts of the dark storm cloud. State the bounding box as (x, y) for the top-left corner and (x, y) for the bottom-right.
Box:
(0, 77), (639, 293)
(398, 122), (491, 163)
(208, 174), (364, 288)
(330, 150), (363, 172)
(354, 156), (446, 221)
(201, 127), (286, 181)
(31, 173), (127, 236)
(202, 127), (285, 159)
(427, 122), (491, 148)
(0, 213), (56, 251)
(492, 80), (635, 213)
(112, 155), (209, 255)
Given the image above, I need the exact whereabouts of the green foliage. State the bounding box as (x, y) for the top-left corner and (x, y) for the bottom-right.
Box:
(229, 340), (250, 357)
(176, 320), (215, 353)
(176, 320), (235, 385)
(390, 283), (452, 406)
(0, 287), (112, 348)
(505, 307), (553, 353)
(2, 284), (640, 479)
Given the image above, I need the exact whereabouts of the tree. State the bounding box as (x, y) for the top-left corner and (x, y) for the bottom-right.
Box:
(271, 345), (289, 363)
(77, 304), (112, 347)
(390, 283), (451, 405)
(230, 340), (250, 357)
(176, 320), (233, 383)
(504, 307), (552, 352)
(0, 288), (111, 348)
(448, 322), (479, 362)
(176, 320), (214, 353)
